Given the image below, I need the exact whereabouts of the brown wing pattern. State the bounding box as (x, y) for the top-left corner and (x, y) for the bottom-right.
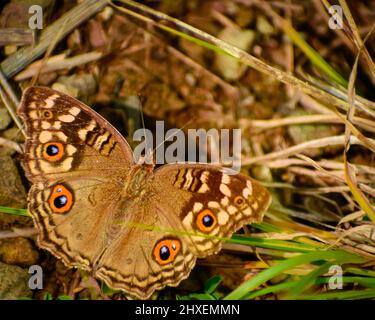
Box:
(18, 86), (133, 183)
(95, 201), (197, 299)
(152, 164), (272, 257)
(18, 87), (271, 300)
(17, 87), (133, 272)
(94, 163), (271, 299)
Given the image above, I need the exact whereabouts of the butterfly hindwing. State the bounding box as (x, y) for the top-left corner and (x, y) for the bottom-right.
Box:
(28, 179), (122, 270)
(152, 163), (272, 257)
(93, 163), (271, 299)
(95, 203), (197, 299)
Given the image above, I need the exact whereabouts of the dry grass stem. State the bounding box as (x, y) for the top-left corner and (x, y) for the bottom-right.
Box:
(15, 52), (103, 81)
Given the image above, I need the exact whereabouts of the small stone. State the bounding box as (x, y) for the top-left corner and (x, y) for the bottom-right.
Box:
(0, 237), (39, 266)
(287, 110), (342, 157)
(0, 108), (12, 130)
(0, 127), (23, 157)
(215, 28), (255, 81)
(0, 261), (32, 299)
(3, 127), (24, 143)
(4, 45), (18, 56)
(98, 6), (113, 21)
(53, 74), (97, 104)
(256, 16), (275, 35)
(0, 155), (27, 208)
(51, 83), (79, 98)
(235, 9), (254, 27)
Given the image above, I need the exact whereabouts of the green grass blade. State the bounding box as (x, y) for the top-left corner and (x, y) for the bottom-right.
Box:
(229, 235), (320, 253)
(345, 267), (375, 278)
(252, 222), (284, 233)
(317, 276), (375, 288)
(245, 276), (375, 299)
(245, 281), (298, 299)
(285, 262), (332, 299)
(0, 206), (29, 217)
(280, 17), (348, 88)
(223, 250), (366, 300)
(297, 289), (375, 300)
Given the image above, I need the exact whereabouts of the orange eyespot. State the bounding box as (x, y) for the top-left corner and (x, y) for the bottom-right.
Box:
(234, 196), (246, 208)
(153, 239), (181, 265)
(196, 209), (217, 232)
(42, 142), (64, 162)
(48, 184), (74, 214)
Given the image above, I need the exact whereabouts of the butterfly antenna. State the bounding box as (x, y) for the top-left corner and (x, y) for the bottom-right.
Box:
(138, 95), (151, 162)
(30, 18), (69, 87)
(0, 83), (26, 138)
(152, 117), (196, 155)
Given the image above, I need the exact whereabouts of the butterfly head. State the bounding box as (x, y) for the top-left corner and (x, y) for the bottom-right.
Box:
(135, 147), (155, 166)
(122, 164), (154, 198)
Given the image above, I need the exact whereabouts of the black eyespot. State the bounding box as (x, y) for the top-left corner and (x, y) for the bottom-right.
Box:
(49, 184), (73, 214)
(46, 144), (59, 156)
(159, 245), (170, 261)
(43, 110), (52, 118)
(202, 214), (214, 227)
(235, 197), (244, 205)
(196, 209), (217, 232)
(54, 195), (67, 209)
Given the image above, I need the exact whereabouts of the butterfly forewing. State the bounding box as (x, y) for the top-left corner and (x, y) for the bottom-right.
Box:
(18, 86), (133, 183)
(17, 86), (134, 270)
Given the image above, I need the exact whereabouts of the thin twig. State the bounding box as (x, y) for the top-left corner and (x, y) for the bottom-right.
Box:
(0, 68), (20, 106)
(0, 137), (23, 153)
(338, 0), (375, 85)
(0, 28), (34, 46)
(166, 45), (239, 98)
(31, 17), (69, 86)
(264, 158), (375, 176)
(0, 227), (37, 239)
(240, 114), (375, 133)
(0, 85), (25, 138)
(242, 135), (370, 165)
(16, 52), (103, 81)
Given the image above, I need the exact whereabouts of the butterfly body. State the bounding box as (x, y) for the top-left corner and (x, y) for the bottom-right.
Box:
(122, 164), (155, 198)
(18, 86), (271, 299)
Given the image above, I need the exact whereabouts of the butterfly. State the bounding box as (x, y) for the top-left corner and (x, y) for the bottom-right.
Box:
(17, 86), (271, 299)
